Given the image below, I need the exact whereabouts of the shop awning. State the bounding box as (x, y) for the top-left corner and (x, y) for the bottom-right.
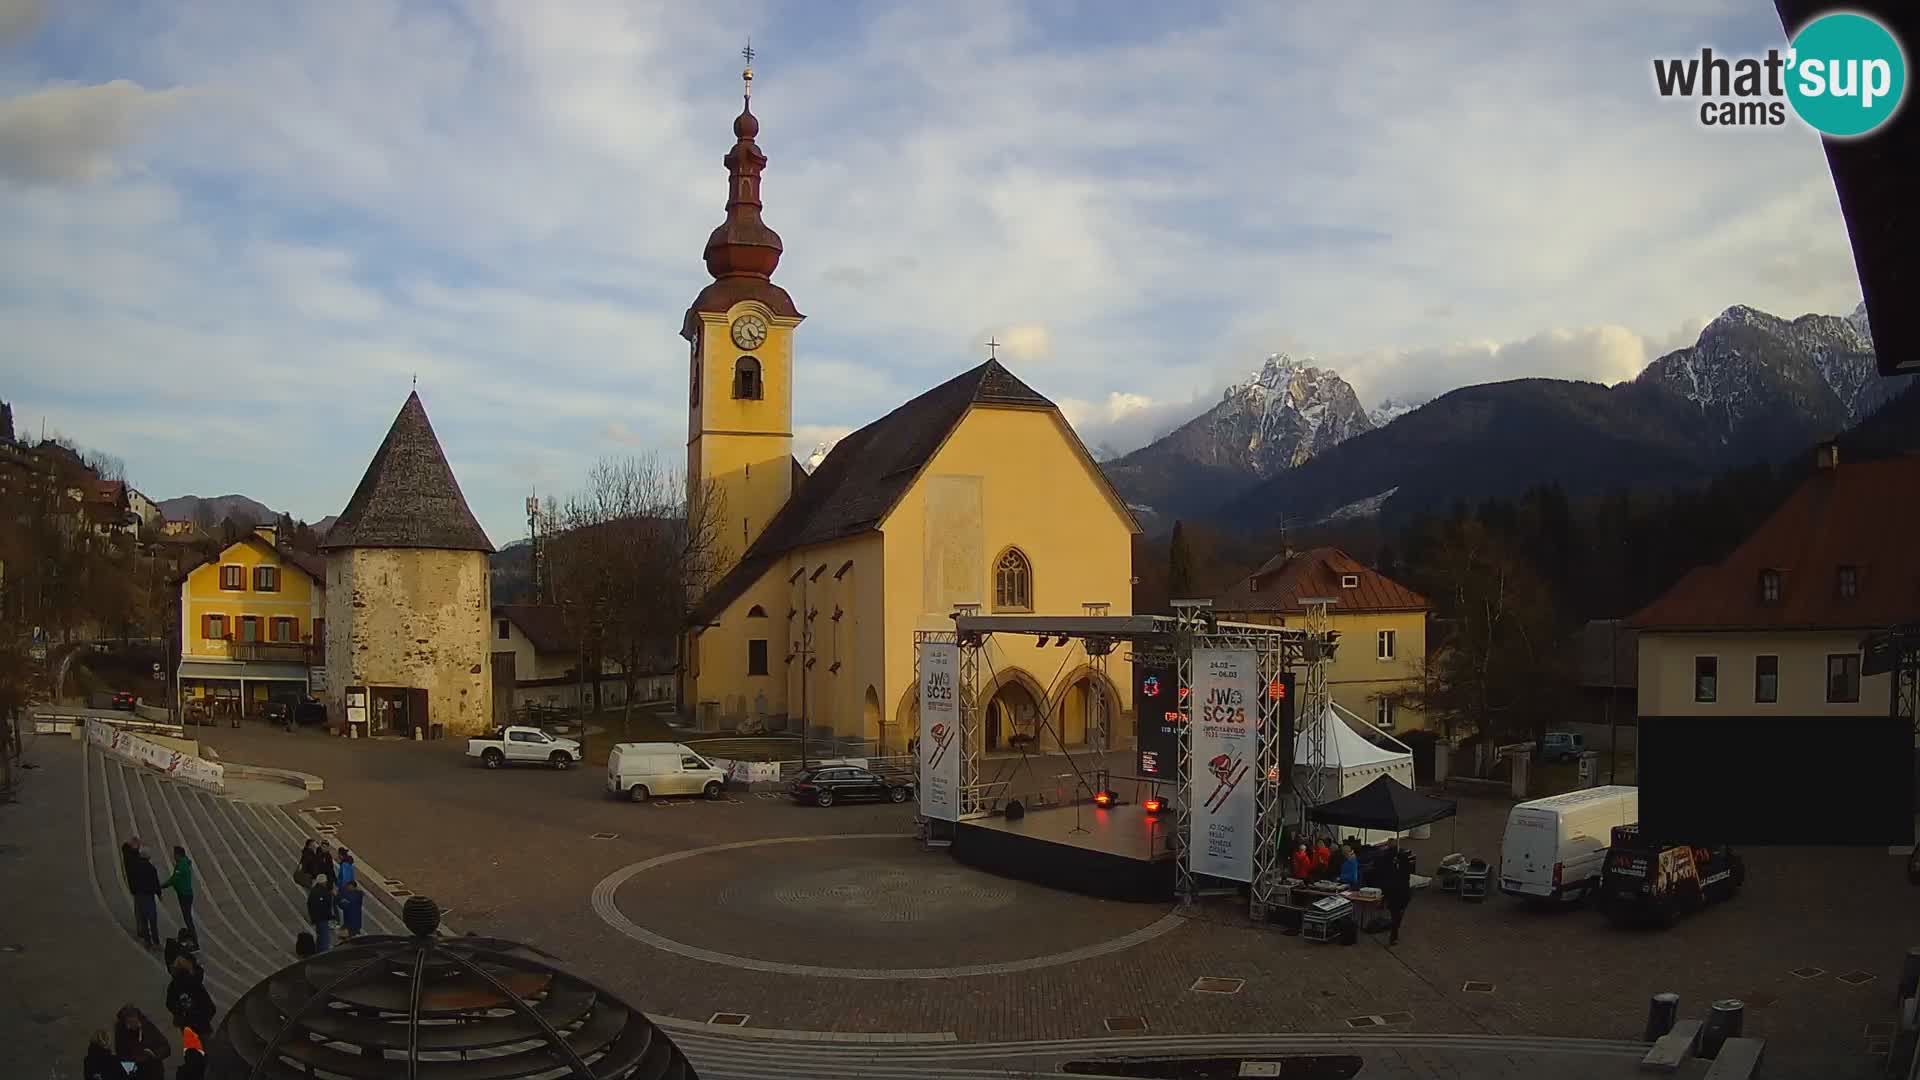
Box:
(177, 660), (311, 682)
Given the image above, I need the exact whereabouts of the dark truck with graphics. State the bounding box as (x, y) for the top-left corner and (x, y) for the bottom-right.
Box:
(1598, 823), (1745, 928)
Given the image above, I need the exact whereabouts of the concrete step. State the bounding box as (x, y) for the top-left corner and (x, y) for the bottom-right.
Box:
(91, 752), (252, 1007)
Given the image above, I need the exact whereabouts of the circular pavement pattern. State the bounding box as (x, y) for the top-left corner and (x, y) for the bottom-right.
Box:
(742, 862), (1017, 924)
(591, 833), (1187, 980)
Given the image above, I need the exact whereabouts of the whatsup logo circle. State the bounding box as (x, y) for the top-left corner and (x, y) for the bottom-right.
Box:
(1786, 12), (1907, 137)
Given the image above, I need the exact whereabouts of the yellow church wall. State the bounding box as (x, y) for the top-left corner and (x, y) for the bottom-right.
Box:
(685, 532), (886, 738)
(879, 404), (1136, 754)
(688, 302), (801, 558)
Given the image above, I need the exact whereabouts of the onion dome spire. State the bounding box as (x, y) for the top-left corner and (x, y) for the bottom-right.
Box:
(703, 40), (783, 281)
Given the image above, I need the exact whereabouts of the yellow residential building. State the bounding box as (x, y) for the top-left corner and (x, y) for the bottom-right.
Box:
(177, 526), (327, 717)
(1212, 547), (1430, 733)
(680, 81), (1139, 751)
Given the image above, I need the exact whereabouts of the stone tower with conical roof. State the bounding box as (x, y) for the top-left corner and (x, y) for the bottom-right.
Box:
(321, 392), (496, 738)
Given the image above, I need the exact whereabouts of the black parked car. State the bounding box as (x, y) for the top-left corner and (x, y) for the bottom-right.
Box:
(264, 694), (327, 727)
(789, 766), (913, 807)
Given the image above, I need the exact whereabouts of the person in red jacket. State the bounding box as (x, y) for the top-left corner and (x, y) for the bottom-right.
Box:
(1290, 841), (1314, 880)
(1311, 836), (1333, 879)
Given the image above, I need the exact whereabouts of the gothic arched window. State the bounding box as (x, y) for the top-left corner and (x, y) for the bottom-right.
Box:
(733, 356), (763, 400)
(994, 547), (1032, 612)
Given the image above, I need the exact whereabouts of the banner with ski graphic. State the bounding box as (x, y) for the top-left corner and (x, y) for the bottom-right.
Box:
(919, 642), (962, 821)
(1189, 648), (1257, 881)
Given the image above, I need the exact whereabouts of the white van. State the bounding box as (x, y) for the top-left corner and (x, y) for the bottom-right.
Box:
(606, 743), (728, 803)
(1499, 785), (1639, 903)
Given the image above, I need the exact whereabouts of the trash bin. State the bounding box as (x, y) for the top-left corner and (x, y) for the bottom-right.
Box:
(1643, 992), (1680, 1042)
(1699, 998), (1744, 1058)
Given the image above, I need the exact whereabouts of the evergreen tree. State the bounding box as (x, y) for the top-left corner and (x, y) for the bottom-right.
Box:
(1167, 520), (1194, 599)
(0, 400), (13, 445)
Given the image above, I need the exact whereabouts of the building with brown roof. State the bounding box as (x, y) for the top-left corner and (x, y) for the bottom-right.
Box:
(1628, 446), (1918, 720)
(490, 604), (672, 720)
(1212, 547), (1431, 733)
(321, 392), (496, 738)
(175, 525), (328, 718)
(679, 74), (1139, 749)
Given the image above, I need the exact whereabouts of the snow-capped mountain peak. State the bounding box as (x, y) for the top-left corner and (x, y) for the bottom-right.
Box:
(1368, 397), (1423, 429)
(802, 438), (840, 474)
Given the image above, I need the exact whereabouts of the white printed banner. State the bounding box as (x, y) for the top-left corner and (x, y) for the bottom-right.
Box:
(87, 719), (225, 788)
(1189, 648), (1257, 882)
(918, 642), (962, 822)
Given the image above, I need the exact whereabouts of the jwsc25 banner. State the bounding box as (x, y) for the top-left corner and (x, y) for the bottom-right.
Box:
(918, 642), (962, 822)
(1188, 648), (1257, 882)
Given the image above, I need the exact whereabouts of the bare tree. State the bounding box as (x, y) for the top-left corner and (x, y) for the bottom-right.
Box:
(545, 456), (728, 732)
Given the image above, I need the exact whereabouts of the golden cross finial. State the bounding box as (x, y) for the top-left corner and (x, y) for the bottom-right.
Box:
(986, 336), (1001, 360)
(742, 38), (755, 97)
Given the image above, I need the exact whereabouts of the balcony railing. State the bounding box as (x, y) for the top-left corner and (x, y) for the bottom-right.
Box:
(229, 641), (318, 664)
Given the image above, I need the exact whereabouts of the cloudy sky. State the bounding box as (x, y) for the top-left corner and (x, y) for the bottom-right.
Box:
(0, 0), (1866, 543)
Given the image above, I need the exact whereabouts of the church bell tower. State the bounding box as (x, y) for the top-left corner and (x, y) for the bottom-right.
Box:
(683, 44), (805, 569)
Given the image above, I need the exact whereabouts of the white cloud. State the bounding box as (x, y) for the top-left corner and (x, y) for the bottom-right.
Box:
(0, 2), (1868, 541)
(0, 81), (189, 185)
(0, 0), (42, 46)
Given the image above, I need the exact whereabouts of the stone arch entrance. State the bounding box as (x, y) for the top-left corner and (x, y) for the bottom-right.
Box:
(1044, 665), (1127, 750)
(982, 669), (1048, 752)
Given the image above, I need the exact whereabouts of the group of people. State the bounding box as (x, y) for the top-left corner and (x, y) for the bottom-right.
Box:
(118, 836), (195, 949)
(297, 838), (364, 953)
(1289, 833), (1418, 946)
(83, 931), (214, 1080)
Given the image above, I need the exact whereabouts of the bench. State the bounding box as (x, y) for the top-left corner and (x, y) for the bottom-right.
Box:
(1701, 1037), (1764, 1079)
(1640, 1019), (1702, 1073)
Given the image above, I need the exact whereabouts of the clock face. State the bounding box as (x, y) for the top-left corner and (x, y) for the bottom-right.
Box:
(730, 314), (769, 350)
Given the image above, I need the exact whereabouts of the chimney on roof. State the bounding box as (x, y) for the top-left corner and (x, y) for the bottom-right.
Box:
(1815, 441), (1840, 471)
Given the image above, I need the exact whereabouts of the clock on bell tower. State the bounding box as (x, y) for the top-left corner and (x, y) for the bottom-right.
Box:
(683, 51), (805, 571)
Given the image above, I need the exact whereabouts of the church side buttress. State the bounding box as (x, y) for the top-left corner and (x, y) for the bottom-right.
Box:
(683, 55), (804, 569)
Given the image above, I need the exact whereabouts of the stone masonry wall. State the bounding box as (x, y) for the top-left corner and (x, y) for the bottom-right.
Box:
(324, 548), (492, 737)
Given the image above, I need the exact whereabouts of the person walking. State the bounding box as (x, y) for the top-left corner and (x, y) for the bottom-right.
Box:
(307, 875), (336, 952)
(129, 846), (164, 948)
(338, 877), (365, 942)
(166, 953), (217, 1038)
(297, 839), (321, 886)
(1382, 837), (1415, 947)
(119, 835), (144, 925)
(163, 844), (197, 941)
(114, 1004), (171, 1080)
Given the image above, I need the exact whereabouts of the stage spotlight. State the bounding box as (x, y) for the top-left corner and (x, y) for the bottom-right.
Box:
(1092, 790), (1117, 808)
(1143, 796), (1165, 814)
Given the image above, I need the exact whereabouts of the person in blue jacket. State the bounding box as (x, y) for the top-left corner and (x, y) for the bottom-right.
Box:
(1337, 842), (1362, 887)
(338, 878), (366, 942)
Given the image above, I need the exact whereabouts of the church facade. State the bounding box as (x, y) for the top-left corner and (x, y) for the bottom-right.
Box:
(680, 74), (1139, 753)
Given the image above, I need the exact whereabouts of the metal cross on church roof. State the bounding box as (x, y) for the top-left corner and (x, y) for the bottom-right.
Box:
(986, 337), (1000, 360)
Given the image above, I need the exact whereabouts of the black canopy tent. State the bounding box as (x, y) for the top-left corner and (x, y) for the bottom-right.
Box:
(1307, 775), (1457, 832)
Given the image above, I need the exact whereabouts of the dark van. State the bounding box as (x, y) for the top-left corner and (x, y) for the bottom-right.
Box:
(1598, 823), (1744, 928)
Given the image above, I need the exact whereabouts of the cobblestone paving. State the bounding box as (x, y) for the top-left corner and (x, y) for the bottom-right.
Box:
(197, 724), (1916, 1076)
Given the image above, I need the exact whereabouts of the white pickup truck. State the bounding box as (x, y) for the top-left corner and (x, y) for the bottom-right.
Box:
(466, 726), (582, 770)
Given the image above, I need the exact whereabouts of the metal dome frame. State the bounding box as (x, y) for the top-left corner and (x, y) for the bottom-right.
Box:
(208, 897), (696, 1080)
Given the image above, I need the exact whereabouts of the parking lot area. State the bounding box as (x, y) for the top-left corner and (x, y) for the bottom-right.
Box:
(196, 724), (1917, 1066)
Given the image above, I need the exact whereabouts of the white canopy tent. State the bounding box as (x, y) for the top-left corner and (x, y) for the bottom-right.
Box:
(1293, 702), (1426, 843)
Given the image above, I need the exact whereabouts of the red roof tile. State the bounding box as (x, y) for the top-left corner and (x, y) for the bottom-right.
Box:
(1629, 455), (1920, 631)
(1214, 546), (1428, 616)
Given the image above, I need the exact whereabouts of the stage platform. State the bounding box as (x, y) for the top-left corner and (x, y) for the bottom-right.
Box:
(951, 802), (1178, 902)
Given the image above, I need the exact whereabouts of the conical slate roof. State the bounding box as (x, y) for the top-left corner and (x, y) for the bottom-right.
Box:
(321, 392), (494, 553)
